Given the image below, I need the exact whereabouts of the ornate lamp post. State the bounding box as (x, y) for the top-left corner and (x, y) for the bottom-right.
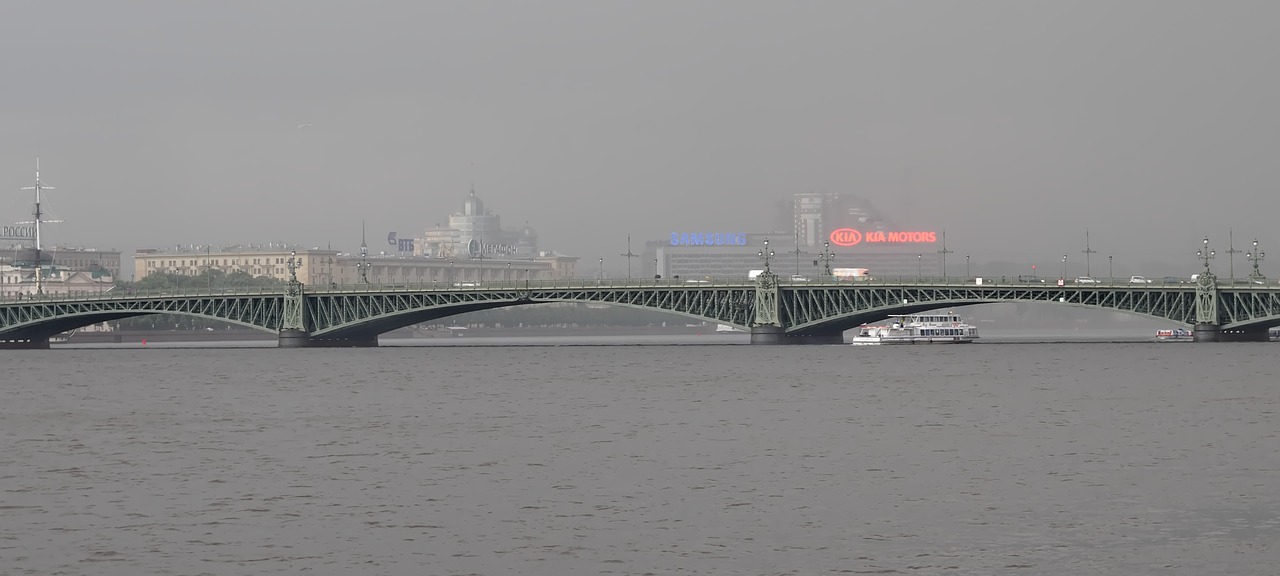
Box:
(815, 240), (834, 278)
(286, 250), (301, 285)
(757, 238), (776, 274)
(1196, 237), (1215, 277)
(1246, 238), (1265, 280)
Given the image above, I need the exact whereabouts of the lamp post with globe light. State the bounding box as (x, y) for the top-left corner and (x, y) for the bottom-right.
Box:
(1246, 238), (1265, 281)
(758, 239), (776, 274)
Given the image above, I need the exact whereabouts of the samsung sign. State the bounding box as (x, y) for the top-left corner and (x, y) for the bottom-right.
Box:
(670, 232), (748, 247)
(1, 225), (36, 240)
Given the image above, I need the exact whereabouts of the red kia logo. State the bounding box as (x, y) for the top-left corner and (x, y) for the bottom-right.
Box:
(829, 228), (862, 246)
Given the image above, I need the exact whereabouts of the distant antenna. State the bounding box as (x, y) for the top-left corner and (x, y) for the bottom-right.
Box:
(1082, 229), (1097, 277)
(1218, 227), (1239, 280)
(620, 234), (638, 280)
(18, 158), (62, 294)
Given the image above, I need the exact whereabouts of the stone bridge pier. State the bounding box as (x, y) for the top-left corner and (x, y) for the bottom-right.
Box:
(278, 329), (379, 348)
(1194, 323), (1270, 343)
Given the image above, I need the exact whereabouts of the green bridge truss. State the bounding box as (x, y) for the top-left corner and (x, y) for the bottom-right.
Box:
(4, 277), (1280, 348)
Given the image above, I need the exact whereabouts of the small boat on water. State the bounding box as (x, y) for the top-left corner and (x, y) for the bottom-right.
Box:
(851, 312), (979, 345)
(50, 328), (78, 344)
(1155, 328), (1194, 341)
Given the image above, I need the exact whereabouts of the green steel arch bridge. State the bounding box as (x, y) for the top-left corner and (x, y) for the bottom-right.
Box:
(4, 271), (1280, 348)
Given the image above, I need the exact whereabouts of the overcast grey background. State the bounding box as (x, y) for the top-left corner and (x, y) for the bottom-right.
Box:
(2, 1), (1278, 275)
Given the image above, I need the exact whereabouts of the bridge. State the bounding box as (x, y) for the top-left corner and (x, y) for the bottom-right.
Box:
(3, 269), (1280, 348)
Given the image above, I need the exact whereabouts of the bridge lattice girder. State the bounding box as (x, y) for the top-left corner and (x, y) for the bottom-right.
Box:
(0, 295), (283, 341)
(783, 285), (1203, 333)
(6, 283), (1280, 342)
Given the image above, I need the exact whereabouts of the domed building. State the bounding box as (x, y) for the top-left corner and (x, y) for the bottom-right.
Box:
(418, 189), (549, 261)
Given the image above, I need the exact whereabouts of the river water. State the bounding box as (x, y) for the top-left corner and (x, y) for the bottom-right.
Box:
(2, 336), (1278, 575)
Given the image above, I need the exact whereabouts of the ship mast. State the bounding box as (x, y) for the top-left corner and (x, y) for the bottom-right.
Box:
(19, 158), (56, 294)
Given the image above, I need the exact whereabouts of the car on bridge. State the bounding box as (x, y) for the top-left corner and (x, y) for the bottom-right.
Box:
(1017, 275), (1045, 283)
(1074, 276), (1100, 284)
(1129, 276), (1152, 284)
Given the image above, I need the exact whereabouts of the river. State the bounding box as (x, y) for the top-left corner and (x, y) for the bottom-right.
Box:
(2, 337), (1277, 575)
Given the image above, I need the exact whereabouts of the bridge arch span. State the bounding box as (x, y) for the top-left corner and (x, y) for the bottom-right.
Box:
(308, 291), (751, 341)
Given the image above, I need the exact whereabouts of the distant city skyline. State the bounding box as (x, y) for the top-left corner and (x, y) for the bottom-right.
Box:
(3, 2), (1278, 278)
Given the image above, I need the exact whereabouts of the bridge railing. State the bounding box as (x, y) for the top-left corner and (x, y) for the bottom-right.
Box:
(3, 275), (1274, 304)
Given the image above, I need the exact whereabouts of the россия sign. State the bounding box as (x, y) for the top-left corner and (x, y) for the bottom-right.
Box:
(829, 229), (937, 247)
(1, 225), (36, 240)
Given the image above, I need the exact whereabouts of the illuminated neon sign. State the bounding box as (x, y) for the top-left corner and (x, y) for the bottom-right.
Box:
(670, 233), (747, 247)
(829, 229), (937, 246)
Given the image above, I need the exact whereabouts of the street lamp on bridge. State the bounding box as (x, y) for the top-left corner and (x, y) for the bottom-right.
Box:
(287, 250), (301, 285)
(1196, 237), (1215, 277)
(758, 238), (776, 275)
(815, 240), (834, 278)
(1246, 238), (1266, 280)
(917, 254), (922, 280)
(598, 258), (604, 283)
(1061, 254), (1067, 281)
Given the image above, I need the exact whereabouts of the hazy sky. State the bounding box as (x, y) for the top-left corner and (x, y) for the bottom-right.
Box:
(3, 1), (1278, 275)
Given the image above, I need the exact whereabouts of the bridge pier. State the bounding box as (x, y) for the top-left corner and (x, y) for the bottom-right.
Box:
(750, 326), (845, 345)
(278, 329), (313, 348)
(278, 330), (380, 348)
(1218, 326), (1270, 342)
(1192, 323), (1220, 342)
(0, 338), (50, 350)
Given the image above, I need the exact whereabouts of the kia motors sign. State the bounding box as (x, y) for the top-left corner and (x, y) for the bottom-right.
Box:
(830, 229), (937, 246)
(829, 228), (862, 246)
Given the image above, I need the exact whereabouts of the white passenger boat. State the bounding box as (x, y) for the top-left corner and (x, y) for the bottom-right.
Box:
(851, 312), (979, 345)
